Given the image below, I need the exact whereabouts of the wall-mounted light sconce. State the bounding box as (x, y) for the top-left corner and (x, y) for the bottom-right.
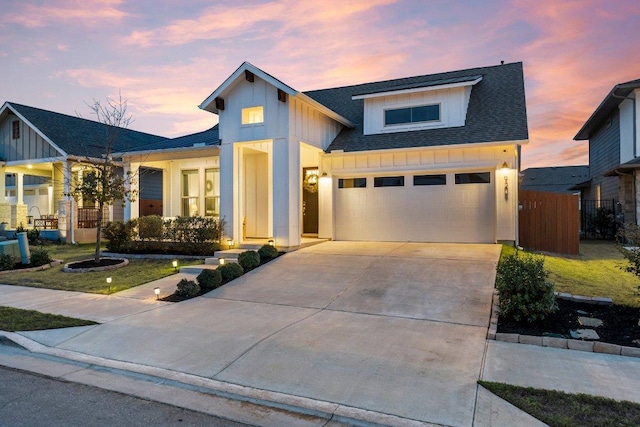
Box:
(227, 239), (234, 248)
(500, 162), (510, 201)
(154, 287), (160, 300)
(219, 257), (226, 265)
(172, 259), (178, 272)
(268, 239), (275, 246)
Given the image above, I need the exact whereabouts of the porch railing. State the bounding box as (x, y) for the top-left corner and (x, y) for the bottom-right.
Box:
(580, 199), (619, 240)
(77, 207), (110, 229)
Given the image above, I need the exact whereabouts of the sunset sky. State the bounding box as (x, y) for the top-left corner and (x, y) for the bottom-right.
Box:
(1, 0), (639, 168)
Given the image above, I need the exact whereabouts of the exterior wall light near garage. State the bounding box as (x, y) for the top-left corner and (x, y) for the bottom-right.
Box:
(500, 162), (510, 200)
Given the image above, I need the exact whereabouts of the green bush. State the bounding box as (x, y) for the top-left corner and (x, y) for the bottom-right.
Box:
(138, 215), (164, 240)
(496, 252), (557, 323)
(27, 228), (40, 244)
(29, 248), (52, 267)
(0, 254), (15, 271)
(258, 244), (278, 260)
(218, 262), (244, 283)
(176, 278), (200, 298)
(238, 250), (260, 270)
(197, 269), (222, 291)
(103, 220), (136, 252)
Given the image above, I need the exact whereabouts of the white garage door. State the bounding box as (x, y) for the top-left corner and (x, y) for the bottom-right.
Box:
(334, 172), (496, 243)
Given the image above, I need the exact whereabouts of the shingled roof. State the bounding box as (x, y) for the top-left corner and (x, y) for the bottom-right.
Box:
(520, 166), (589, 194)
(120, 125), (220, 153)
(5, 102), (168, 158)
(303, 62), (529, 153)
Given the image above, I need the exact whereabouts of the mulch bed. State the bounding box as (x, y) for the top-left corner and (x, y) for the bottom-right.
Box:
(65, 258), (125, 269)
(498, 299), (640, 348)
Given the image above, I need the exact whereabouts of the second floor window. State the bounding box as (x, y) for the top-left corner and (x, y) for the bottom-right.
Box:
(384, 104), (440, 126)
(242, 106), (264, 125)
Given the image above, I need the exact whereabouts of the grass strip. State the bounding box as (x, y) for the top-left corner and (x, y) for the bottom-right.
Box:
(479, 381), (640, 427)
(0, 306), (97, 331)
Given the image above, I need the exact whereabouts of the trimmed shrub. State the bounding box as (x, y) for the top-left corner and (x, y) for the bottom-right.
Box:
(103, 220), (136, 252)
(27, 228), (40, 244)
(0, 254), (15, 271)
(258, 244), (278, 260)
(218, 262), (244, 283)
(138, 215), (164, 240)
(176, 278), (200, 298)
(238, 250), (260, 270)
(197, 269), (222, 291)
(30, 248), (52, 267)
(496, 252), (557, 323)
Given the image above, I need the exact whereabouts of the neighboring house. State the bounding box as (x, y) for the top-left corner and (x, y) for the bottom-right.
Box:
(0, 102), (167, 242)
(123, 61), (529, 248)
(520, 166), (589, 194)
(574, 78), (640, 225)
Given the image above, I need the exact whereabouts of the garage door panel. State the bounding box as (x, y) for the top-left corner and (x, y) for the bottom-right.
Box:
(335, 174), (495, 243)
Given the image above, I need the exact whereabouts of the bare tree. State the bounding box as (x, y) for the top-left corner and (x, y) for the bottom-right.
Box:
(69, 93), (137, 264)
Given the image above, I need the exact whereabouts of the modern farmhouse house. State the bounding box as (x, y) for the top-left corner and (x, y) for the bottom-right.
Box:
(122, 61), (529, 249)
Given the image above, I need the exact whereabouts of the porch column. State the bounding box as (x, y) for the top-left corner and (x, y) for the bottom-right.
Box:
(123, 163), (139, 221)
(11, 172), (27, 228)
(219, 143), (235, 240)
(0, 166), (9, 225)
(272, 138), (301, 248)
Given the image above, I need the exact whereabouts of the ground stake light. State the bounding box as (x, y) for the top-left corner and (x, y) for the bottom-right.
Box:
(172, 259), (178, 272)
(154, 287), (160, 300)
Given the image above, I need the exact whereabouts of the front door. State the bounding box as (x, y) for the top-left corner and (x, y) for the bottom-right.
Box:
(302, 167), (319, 234)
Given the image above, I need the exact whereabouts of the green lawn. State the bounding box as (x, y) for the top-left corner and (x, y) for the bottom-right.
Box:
(0, 306), (97, 331)
(0, 243), (202, 294)
(503, 241), (640, 307)
(480, 381), (640, 427)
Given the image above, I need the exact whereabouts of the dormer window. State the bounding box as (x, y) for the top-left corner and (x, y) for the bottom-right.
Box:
(384, 104), (440, 126)
(242, 106), (264, 125)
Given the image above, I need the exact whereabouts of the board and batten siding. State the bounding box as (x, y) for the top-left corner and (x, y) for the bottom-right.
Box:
(362, 86), (471, 135)
(289, 97), (343, 151)
(587, 109), (620, 201)
(0, 117), (61, 161)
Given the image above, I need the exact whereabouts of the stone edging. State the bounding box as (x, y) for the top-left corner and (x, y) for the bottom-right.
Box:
(487, 291), (640, 358)
(0, 259), (62, 275)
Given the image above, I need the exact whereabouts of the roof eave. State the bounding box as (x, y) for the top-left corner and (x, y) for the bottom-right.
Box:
(351, 77), (482, 100)
(1, 102), (68, 157)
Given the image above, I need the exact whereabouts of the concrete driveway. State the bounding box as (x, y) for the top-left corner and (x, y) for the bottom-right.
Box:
(21, 242), (501, 426)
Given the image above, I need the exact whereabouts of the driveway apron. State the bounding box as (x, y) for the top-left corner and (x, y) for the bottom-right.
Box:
(35, 242), (501, 426)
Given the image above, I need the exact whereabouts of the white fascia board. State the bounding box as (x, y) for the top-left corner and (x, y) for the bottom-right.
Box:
(325, 139), (528, 157)
(2, 103), (68, 157)
(118, 144), (220, 159)
(351, 77), (483, 100)
(295, 93), (355, 128)
(199, 62), (297, 114)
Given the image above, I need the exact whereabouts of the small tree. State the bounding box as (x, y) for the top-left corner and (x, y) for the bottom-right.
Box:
(69, 94), (136, 264)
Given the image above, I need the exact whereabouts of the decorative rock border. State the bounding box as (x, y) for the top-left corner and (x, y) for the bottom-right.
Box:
(0, 259), (62, 275)
(63, 258), (129, 273)
(488, 291), (640, 358)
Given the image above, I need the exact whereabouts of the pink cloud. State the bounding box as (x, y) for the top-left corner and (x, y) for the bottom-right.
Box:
(2, 0), (130, 28)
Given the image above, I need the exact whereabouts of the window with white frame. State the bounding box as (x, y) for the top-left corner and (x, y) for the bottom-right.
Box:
(241, 106), (264, 125)
(384, 104), (440, 126)
(181, 170), (199, 217)
(204, 168), (220, 217)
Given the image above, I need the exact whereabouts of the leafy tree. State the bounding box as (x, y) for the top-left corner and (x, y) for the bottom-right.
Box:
(69, 94), (137, 264)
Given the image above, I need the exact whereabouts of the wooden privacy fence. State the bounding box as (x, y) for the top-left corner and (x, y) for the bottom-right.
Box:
(518, 190), (580, 255)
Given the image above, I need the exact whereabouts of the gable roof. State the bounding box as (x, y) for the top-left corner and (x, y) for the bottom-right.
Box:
(120, 125), (220, 154)
(199, 62), (354, 127)
(520, 166), (589, 194)
(3, 102), (168, 158)
(574, 78), (640, 141)
(303, 62), (529, 153)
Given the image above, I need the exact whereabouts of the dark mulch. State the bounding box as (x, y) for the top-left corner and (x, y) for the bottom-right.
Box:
(3, 263), (39, 271)
(66, 258), (125, 269)
(498, 299), (640, 347)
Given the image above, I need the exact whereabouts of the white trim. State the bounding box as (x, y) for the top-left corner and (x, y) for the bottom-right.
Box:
(325, 139), (529, 157)
(352, 77), (483, 100)
(117, 144), (220, 158)
(1, 102), (68, 157)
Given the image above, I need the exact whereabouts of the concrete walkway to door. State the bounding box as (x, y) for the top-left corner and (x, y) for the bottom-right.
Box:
(2, 242), (511, 426)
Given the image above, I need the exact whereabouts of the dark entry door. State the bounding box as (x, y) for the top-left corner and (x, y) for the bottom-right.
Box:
(302, 167), (319, 234)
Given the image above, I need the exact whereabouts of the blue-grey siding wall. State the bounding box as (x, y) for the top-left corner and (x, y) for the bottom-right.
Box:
(0, 116), (59, 161)
(587, 109), (620, 201)
(139, 167), (163, 200)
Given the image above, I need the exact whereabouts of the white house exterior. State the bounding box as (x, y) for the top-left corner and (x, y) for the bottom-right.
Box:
(122, 61), (528, 249)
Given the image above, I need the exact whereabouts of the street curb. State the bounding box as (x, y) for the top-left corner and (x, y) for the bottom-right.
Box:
(0, 331), (439, 427)
(488, 292), (640, 358)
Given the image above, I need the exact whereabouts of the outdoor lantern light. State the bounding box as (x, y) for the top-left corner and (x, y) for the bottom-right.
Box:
(268, 239), (275, 246)
(227, 239), (234, 248)
(172, 260), (178, 272)
(501, 162), (510, 201)
(154, 287), (160, 300)
(106, 277), (112, 284)
(219, 257), (225, 265)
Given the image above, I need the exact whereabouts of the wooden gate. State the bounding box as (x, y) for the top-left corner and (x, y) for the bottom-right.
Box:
(518, 190), (580, 255)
